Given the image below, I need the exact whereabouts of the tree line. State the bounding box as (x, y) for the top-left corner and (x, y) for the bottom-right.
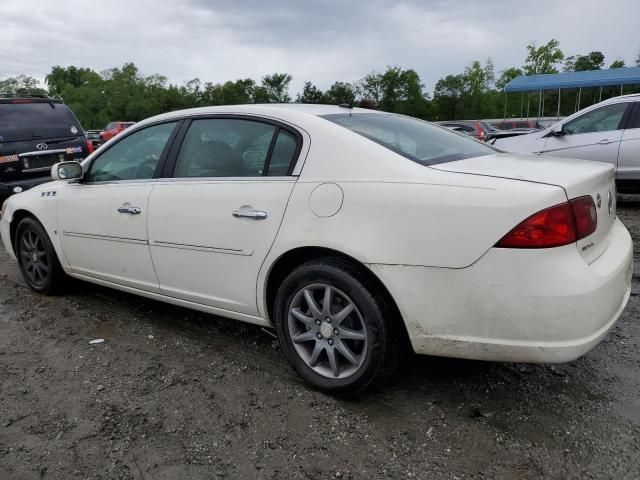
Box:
(1, 39), (639, 129)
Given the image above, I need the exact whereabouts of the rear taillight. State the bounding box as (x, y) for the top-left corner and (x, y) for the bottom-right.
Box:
(86, 140), (94, 154)
(496, 196), (597, 249)
(569, 195), (597, 239)
(475, 124), (485, 140)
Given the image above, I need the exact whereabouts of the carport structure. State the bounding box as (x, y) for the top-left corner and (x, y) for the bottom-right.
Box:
(502, 66), (640, 121)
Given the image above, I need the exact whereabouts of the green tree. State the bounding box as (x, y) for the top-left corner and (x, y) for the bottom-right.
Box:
(523, 39), (564, 75)
(296, 81), (324, 104)
(564, 51), (605, 72)
(609, 59), (626, 69)
(323, 81), (357, 105)
(0, 75), (46, 95)
(255, 73), (292, 103)
(496, 67), (523, 90)
(433, 74), (465, 120)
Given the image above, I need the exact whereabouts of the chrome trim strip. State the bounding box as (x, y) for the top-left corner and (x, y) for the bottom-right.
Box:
(19, 149), (67, 158)
(63, 231), (148, 245)
(151, 240), (253, 256)
(23, 167), (54, 173)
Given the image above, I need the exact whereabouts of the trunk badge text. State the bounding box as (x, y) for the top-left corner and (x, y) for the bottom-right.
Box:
(596, 193), (602, 208)
(608, 191), (613, 216)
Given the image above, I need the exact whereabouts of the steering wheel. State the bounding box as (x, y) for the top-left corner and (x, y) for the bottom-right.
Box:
(135, 157), (158, 179)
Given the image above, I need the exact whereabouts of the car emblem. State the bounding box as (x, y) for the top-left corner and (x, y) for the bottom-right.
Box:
(596, 193), (602, 208)
(608, 191), (613, 215)
(36, 143), (48, 151)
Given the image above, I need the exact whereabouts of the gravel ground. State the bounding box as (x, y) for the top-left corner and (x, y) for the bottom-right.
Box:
(1, 198), (640, 480)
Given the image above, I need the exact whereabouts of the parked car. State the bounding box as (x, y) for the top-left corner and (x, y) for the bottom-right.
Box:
(1, 104), (631, 394)
(437, 120), (497, 141)
(494, 94), (640, 192)
(0, 95), (92, 200)
(100, 121), (135, 143)
(85, 129), (102, 149)
(485, 128), (542, 142)
(492, 120), (543, 130)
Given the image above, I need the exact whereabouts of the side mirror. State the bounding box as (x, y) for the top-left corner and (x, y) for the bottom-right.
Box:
(546, 124), (565, 137)
(51, 161), (83, 181)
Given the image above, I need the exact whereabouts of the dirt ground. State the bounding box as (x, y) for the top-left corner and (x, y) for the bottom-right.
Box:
(1, 198), (640, 480)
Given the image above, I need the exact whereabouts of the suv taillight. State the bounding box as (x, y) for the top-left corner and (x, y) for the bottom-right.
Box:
(475, 124), (485, 140)
(86, 139), (94, 154)
(496, 196), (597, 248)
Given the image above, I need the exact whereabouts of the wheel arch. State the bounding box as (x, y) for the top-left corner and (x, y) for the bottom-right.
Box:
(263, 246), (411, 347)
(9, 209), (39, 254)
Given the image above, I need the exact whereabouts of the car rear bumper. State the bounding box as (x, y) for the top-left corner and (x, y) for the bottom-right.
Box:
(369, 218), (633, 363)
(0, 212), (15, 259)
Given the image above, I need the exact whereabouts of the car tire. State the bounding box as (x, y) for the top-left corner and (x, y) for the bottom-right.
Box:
(274, 257), (401, 395)
(15, 217), (66, 295)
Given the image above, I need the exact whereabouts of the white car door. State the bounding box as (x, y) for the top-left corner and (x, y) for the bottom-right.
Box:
(147, 117), (301, 316)
(617, 103), (640, 184)
(540, 102), (631, 166)
(57, 121), (179, 292)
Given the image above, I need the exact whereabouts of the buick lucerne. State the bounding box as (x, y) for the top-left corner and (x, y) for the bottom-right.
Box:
(0, 104), (632, 394)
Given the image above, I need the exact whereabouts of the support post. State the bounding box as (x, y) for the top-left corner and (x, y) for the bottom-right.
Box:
(541, 91), (545, 120)
(599, 85), (602, 103)
(538, 90), (542, 120)
(620, 84), (623, 96)
(526, 93), (530, 118)
(503, 90), (507, 120)
(557, 88), (561, 119)
(577, 87), (582, 111)
(520, 92), (524, 119)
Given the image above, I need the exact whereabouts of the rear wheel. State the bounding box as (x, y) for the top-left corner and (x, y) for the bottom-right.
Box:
(15, 217), (65, 294)
(274, 257), (401, 395)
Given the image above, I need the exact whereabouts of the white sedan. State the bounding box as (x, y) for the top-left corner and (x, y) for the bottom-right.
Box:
(0, 104), (632, 394)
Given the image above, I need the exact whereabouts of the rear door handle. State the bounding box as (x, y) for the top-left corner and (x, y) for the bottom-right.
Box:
(118, 206), (142, 215)
(598, 139), (614, 145)
(232, 209), (268, 220)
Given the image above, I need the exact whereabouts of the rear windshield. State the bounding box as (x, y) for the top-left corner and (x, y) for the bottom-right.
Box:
(321, 113), (495, 166)
(0, 102), (82, 143)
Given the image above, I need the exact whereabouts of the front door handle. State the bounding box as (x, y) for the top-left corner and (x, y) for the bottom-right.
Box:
(598, 139), (614, 145)
(118, 206), (142, 215)
(232, 209), (268, 220)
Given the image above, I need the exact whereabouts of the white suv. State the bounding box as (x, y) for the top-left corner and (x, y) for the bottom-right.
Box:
(494, 94), (640, 193)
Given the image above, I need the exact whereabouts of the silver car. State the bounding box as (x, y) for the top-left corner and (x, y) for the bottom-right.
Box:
(494, 94), (640, 193)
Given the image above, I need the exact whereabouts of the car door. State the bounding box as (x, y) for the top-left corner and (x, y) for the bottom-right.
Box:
(540, 102), (631, 165)
(617, 102), (640, 183)
(147, 116), (301, 316)
(57, 121), (180, 292)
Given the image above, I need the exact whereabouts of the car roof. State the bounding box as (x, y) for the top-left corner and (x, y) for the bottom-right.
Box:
(135, 104), (384, 129)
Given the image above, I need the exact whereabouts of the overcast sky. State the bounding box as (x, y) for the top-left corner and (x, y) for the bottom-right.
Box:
(1, 0), (638, 95)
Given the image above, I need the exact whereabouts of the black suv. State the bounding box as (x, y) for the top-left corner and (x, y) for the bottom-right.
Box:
(0, 96), (90, 199)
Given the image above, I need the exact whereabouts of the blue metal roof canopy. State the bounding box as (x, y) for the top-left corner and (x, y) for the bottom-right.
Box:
(504, 66), (640, 92)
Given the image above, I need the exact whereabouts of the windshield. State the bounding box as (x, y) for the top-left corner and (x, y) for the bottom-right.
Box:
(0, 102), (83, 143)
(321, 113), (496, 166)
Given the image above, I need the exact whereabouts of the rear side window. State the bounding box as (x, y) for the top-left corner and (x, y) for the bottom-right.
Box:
(174, 118), (299, 178)
(267, 130), (297, 176)
(0, 102), (82, 143)
(322, 113), (495, 166)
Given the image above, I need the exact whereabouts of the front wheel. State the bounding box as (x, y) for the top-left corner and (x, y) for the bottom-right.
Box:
(274, 258), (401, 395)
(15, 217), (65, 294)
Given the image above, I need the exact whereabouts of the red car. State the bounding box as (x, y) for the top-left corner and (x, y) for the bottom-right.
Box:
(100, 121), (135, 143)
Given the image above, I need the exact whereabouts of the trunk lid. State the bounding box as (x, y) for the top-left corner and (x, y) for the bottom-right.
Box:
(432, 153), (617, 263)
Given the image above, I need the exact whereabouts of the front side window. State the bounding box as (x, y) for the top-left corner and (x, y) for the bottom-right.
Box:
(174, 118), (298, 177)
(564, 103), (628, 135)
(87, 122), (177, 182)
(323, 113), (495, 166)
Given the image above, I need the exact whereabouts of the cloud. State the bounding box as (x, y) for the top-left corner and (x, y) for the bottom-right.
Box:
(0, 0), (638, 95)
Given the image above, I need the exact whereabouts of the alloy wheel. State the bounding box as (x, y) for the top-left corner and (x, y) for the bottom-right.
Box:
(288, 283), (367, 379)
